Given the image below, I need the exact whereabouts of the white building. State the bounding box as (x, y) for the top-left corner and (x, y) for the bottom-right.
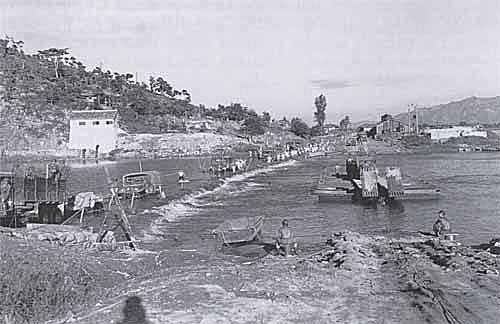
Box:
(425, 126), (487, 142)
(185, 118), (216, 132)
(68, 110), (118, 153)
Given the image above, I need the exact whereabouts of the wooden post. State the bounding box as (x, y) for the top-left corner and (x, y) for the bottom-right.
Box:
(45, 164), (49, 201)
(130, 192), (135, 209)
(79, 208), (84, 223)
(103, 167), (137, 249)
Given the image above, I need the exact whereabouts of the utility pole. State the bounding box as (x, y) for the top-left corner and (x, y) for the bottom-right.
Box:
(413, 105), (419, 135)
(407, 106), (411, 135)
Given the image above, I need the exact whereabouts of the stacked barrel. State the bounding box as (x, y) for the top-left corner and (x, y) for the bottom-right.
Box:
(360, 161), (378, 198)
(386, 167), (404, 198)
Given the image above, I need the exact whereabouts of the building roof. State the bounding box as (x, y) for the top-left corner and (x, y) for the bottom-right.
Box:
(70, 109), (117, 120)
(80, 87), (120, 98)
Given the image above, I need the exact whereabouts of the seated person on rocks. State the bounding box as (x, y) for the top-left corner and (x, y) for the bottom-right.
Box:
(275, 219), (298, 256)
(433, 210), (451, 238)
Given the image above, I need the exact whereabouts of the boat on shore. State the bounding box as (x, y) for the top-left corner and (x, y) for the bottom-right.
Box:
(212, 215), (265, 245)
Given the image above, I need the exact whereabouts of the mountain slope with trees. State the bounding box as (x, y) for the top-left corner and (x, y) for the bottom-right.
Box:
(0, 37), (276, 151)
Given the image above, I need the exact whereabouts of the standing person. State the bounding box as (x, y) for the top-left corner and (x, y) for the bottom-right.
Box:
(0, 178), (12, 212)
(109, 178), (120, 209)
(48, 159), (60, 181)
(95, 144), (100, 163)
(433, 210), (451, 238)
(275, 219), (297, 256)
(178, 170), (186, 189)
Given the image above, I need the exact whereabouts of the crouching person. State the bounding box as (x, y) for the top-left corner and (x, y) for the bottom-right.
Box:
(275, 219), (298, 256)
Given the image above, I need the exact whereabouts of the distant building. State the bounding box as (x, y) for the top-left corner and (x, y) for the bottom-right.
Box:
(324, 123), (339, 135)
(185, 118), (216, 132)
(375, 114), (406, 138)
(424, 126), (487, 142)
(80, 89), (120, 109)
(357, 124), (376, 134)
(68, 110), (118, 153)
(277, 118), (291, 130)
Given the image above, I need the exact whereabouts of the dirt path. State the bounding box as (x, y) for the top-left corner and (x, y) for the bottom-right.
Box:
(65, 233), (420, 324)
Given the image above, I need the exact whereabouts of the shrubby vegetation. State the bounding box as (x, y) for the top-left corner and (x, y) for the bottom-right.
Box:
(0, 252), (103, 323)
(0, 37), (299, 150)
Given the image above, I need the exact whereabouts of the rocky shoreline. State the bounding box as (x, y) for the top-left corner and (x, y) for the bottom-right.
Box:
(0, 132), (246, 163)
(2, 229), (497, 324)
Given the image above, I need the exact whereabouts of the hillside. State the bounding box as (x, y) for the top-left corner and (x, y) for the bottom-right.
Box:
(0, 37), (272, 152)
(394, 96), (500, 126)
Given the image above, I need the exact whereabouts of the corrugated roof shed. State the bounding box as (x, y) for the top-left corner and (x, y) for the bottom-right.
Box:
(70, 109), (117, 120)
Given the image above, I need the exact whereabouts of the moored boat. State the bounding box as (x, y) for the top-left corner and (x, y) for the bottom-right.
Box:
(398, 183), (441, 200)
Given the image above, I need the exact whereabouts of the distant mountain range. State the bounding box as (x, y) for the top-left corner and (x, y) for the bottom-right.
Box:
(394, 96), (500, 126)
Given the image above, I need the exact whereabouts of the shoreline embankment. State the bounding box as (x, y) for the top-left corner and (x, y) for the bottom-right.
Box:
(23, 231), (497, 324)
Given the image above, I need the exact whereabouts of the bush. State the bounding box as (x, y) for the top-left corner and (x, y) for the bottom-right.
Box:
(0, 253), (103, 323)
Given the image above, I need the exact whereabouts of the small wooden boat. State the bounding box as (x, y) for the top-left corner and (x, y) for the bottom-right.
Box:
(313, 187), (355, 202)
(398, 183), (441, 200)
(312, 167), (355, 202)
(212, 215), (265, 245)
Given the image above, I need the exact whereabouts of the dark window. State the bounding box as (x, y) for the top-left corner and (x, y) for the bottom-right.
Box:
(78, 121), (86, 126)
(106, 120), (113, 125)
(93, 121), (100, 125)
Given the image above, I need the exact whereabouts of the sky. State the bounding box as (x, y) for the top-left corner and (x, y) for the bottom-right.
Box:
(2, 0), (500, 124)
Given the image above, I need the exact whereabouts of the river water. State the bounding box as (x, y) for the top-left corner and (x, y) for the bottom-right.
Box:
(65, 152), (500, 250)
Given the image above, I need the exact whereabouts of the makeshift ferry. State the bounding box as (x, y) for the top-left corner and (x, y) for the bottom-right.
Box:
(212, 215), (265, 245)
(312, 158), (440, 203)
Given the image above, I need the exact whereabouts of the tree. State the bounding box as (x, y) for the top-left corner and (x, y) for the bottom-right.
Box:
(38, 48), (69, 78)
(339, 115), (350, 130)
(290, 117), (310, 138)
(314, 94), (327, 134)
(180, 89), (191, 103)
(149, 76), (156, 92)
(261, 111), (271, 127)
(242, 114), (265, 138)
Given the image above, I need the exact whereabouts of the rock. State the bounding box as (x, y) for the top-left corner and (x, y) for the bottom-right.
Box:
(74, 232), (86, 243)
(484, 269), (499, 275)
